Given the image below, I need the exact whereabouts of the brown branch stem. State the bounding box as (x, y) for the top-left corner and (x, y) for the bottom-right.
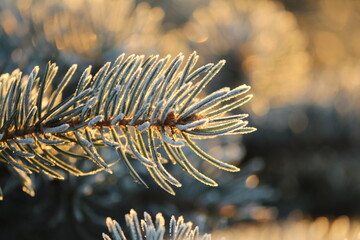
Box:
(0, 112), (205, 142)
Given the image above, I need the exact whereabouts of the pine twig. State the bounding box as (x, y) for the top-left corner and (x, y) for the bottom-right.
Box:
(103, 209), (211, 240)
(0, 52), (255, 196)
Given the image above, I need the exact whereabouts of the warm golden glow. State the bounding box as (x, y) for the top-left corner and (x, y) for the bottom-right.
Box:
(299, 0), (360, 114)
(182, 0), (311, 114)
(250, 206), (277, 221)
(219, 205), (237, 218)
(245, 175), (259, 189)
(212, 216), (360, 240)
(42, 0), (165, 59)
(0, 0), (173, 64)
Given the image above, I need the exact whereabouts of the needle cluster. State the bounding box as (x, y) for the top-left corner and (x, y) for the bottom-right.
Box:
(0, 52), (254, 196)
(103, 209), (211, 240)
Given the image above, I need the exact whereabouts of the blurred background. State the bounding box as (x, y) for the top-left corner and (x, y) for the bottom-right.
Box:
(1, 0), (360, 239)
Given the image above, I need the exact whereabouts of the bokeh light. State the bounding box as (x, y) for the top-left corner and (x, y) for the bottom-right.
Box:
(181, 0), (311, 116)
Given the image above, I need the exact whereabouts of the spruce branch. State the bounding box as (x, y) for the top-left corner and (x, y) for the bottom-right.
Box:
(103, 209), (211, 240)
(0, 52), (255, 196)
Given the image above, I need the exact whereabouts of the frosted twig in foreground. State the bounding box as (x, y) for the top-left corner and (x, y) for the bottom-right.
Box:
(0, 52), (255, 196)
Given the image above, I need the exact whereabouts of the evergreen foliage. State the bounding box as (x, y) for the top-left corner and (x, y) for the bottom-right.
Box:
(103, 209), (211, 240)
(0, 52), (254, 198)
